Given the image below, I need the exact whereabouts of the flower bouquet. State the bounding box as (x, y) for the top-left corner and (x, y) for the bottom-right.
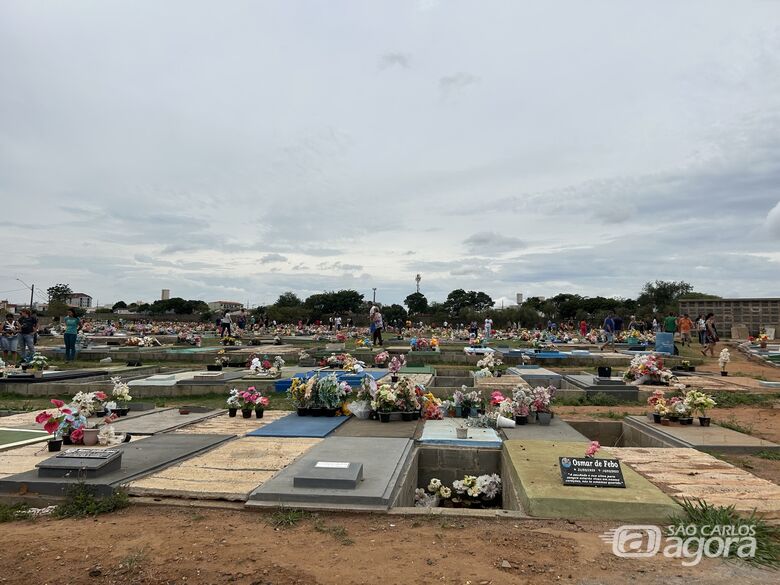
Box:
(683, 389), (716, 426)
(451, 474), (502, 508)
(388, 355), (406, 380)
(395, 377), (421, 420)
(29, 352), (48, 372)
(226, 388), (241, 416)
(371, 384), (398, 422)
(317, 374), (350, 415)
(622, 354), (678, 386)
(110, 376), (132, 415)
(373, 351), (390, 367)
(529, 385), (555, 424)
(71, 390), (108, 417)
(512, 387), (532, 424)
(36, 399), (87, 448)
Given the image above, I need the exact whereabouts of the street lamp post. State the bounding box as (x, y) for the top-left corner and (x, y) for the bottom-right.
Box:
(372, 288), (377, 304)
(16, 278), (34, 309)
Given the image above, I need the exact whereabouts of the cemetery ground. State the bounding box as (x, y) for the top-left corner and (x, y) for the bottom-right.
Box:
(1, 337), (779, 583)
(0, 505), (776, 585)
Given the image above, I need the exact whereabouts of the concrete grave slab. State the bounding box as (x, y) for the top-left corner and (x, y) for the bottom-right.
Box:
(508, 367), (563, 388)
(109, 408), (223, 435)
(246, 414), (350, 438)
(623, 416), (780, 454)
(0, 433), (233, 498)
(419, 419), (502, 448)
(503, 440), (679, 521)
(128, 437), (320, 501)
(501, 417), (590, 442)
(247, 436), (413, 511)
(173, 410), (290, 435)
(331, 417), (420, 439)
(294, 461), (364, 489)
(606, 447), (780, 520)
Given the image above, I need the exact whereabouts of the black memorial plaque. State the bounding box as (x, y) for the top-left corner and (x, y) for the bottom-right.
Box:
(559, 457), (625, 488)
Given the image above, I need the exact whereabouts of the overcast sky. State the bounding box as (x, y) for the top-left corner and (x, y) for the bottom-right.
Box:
(1, 0), (779, 309)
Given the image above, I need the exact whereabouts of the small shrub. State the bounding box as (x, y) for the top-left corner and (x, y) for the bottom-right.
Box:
(54, 483), (129, 519)
(0, 503), (31, 523)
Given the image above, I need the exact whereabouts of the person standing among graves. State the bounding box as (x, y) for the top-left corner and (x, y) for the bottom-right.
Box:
(663, 312), (678, 340)
(63, 308), (81, 361)
(484, 316), (493, 340)
(220, 311), (233, 337)
(579, 319), (587, 337)
(236, 309), (247, 331)
(335, 315), (342, 331)
(1, 313), (19, 364)
(627, 315), (640, 332)
(599, 313), (616, 351)
(17, 308), (38, 363)
(697, 314), (706, 344)
(701, 313), (718, 357)
(678, 314), (693, 347)
(369, 306), (383, 347)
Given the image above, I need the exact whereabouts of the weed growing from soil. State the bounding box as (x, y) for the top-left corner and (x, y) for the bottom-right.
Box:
(0, 503), (32, 523)
(669, 498), (780, 569)
(755, 450), (780, 461)
(267, 507), (309, 528)
(715, 416), (755, 436)
(710, 392), (778, 408)
(54, 482), (129, 519)
(313, 518), (354, 545)
(119, 546), (149, 575)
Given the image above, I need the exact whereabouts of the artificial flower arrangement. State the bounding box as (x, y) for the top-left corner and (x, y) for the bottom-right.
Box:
(430, 337), (439, 349)
(409, 337), (431, 351)
(373, 351), (390, 366)
(238, 387), (269, 411)
(29, 352), (48, 371)
(36, 399), (87, 442)
(71, 390), (108, 417)
(718, 348), (730, 373)
(415, 474), (502, 508)
(528, 385), (555, 414)
(324, 353), (347, 368)
(317, 374), (352, 410)
(342, 354), (365, 373)
(371, 384), (398, 413)
(335, 332), (347, 343)
(683, 389), (716, 421)
(476, 352), (503, 374)
(273, 355), (285, 371)
(622, 354), (678, 385)
(388, 355), (406, 376)
(512, 387), (532, 418)
(395, 377), (421, 412)
(215, 350), (230, 367)
(226, 388), (242, 410)
(418, 389), (443, 420)
(220, 336), (241, 346)
(585, 441), (600, 457)
(110, 376), (132, 404)
(126, 336), (160, 347)
(287, 378), (309, 409)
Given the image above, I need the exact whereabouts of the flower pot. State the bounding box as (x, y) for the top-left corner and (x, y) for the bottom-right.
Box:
(760, 341), (768, 349)
(496, 371), (502, 377)
(454, 406), (462, 417)
(455, 427), (468, 439)
(401, 411), (413, 422)
(369, 410), (377, 420)
(379, 412), (391, 423)
(515, 415), (528, 425)
(310, 408), (323, 417)
(660, 419), (671, 426)
(241, 409), (253, 419)
(679, 417), (693, 425)
(669, 415), (679, 423)
(720, 371), (728, 377)
(699, 417), (711, 427)
(537, 412), (552, 426)
(62, 434), (73, 445)
(324, 408), (337, 417)
(391, 375), (399, 383)
(82, 428), (99, 446)
(255, 408), (265, 419)
(47, 439), (62, 452)
(470, 408), (479, 417)
(228, 408), (237, 417)
(412, 411), (420, 421)
(652, 413), (662, 423)
(597, 366), (612, 378)
(296, 407), (309, 417)
(95, 410), (106, 418)
(117, 408), (129, 417)
(207, 364), (223, 372)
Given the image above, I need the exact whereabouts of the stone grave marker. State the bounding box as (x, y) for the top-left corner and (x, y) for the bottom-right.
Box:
(293, 460), (364, 489)
(37, 448), (123, 478)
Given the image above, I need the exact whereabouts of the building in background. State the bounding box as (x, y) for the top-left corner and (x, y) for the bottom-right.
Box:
(161, 289), (170, 300)
(208, 300), (244, 313)
(678, 298), (780, 338)
(0, 300), (19, 314)
(66, 293), (92, 309)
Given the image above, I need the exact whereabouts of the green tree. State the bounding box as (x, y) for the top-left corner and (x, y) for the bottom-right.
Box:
(382, 303), (408, 325)
(443, 289), (494, 316)
(404, 292), (429, 314)
(112, 301), (127, 310)
(637, 281), (694, 314)
(276, 291), (303, 307)
(47, 300), (69, 319)
(47, 283), (73, 303)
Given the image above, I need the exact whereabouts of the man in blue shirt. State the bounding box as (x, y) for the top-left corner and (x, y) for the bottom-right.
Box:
(600, 314), (616, 352)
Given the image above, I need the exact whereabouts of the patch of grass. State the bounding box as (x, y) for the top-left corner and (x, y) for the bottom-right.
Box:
(591, 410), (629, 420)
(556, 394), (641, 407)
(710, 392), (778, 409)
(119, 546), (149, 575)
(755, 450), (780, 461)
(267, 507), (309, 528)
(54, 482), (130, 519)
(716, 416), (755, 436)
(587, 392), (619, 406)
(313, 518), (354, 545)
(0, 502), (32, 523)
(668, 498), (780, 569)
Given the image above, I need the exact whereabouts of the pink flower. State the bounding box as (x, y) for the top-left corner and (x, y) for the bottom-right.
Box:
(95, 391), (107, 401)
(51, 399), (65, 408)
(585, 441), (601, 458)
(257, 396), (269, 407)
(70, 427), (84, 443)
(61, 408), (72, 415)
(35, 411), (51, 424)
(44, 420), (60, 435)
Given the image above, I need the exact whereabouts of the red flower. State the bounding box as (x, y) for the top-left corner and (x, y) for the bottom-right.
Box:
(35, 411), (51, 424)
(51, 399), (65, 408)
(44, 420), (60, 435)
(70, 427), (84, 443)
(95, 391), (107, 400)
(61, 408), (72, 415)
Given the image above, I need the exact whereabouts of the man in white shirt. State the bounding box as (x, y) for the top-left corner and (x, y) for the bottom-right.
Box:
(484, 317), (493, 340)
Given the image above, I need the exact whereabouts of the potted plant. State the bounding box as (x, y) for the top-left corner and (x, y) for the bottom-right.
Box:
(512, 387), (532, 425)
(684, 390), (716, 427)
(388, 355), (406, 383)
(35, 399), (71, 451)
(371, 384), (398, 423)
(238, 388), (259, 418)
(82, 423), (100, 446)
(316, 374), (347, 416)
(254, 394), (270, 419)
(530, 385), (555, 425)
(110, 376), (132, 416)
(460, 390), (482, 417)
(451, 389), (465, 417)
(395, 378), (420, 421)
(718, 349), (730, 376)
(287, 378), (310, 416)
(226, 388), (240, 417)
(373, 351), (390, 368)
(209, 350), (229, 371)
(29, 352), (48, 378)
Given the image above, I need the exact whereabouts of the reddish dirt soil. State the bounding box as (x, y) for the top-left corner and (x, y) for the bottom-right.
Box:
(0, 506), (774, 585)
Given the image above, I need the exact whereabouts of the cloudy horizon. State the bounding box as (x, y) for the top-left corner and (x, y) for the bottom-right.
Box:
(1, 1), (779, 309)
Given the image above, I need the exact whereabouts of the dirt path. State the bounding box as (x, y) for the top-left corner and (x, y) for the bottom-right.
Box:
(0, 506), (774, 585)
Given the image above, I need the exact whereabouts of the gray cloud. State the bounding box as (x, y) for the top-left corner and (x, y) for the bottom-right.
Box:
(439, 72), (479, 97)
(765, 200), (780, 239)
(378, 53), (411, 70)
(463, 232), (525, 254)
(260, 253), (287, 264)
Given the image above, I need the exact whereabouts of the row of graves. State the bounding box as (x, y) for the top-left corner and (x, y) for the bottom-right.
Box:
(1, 339), (779, 528)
